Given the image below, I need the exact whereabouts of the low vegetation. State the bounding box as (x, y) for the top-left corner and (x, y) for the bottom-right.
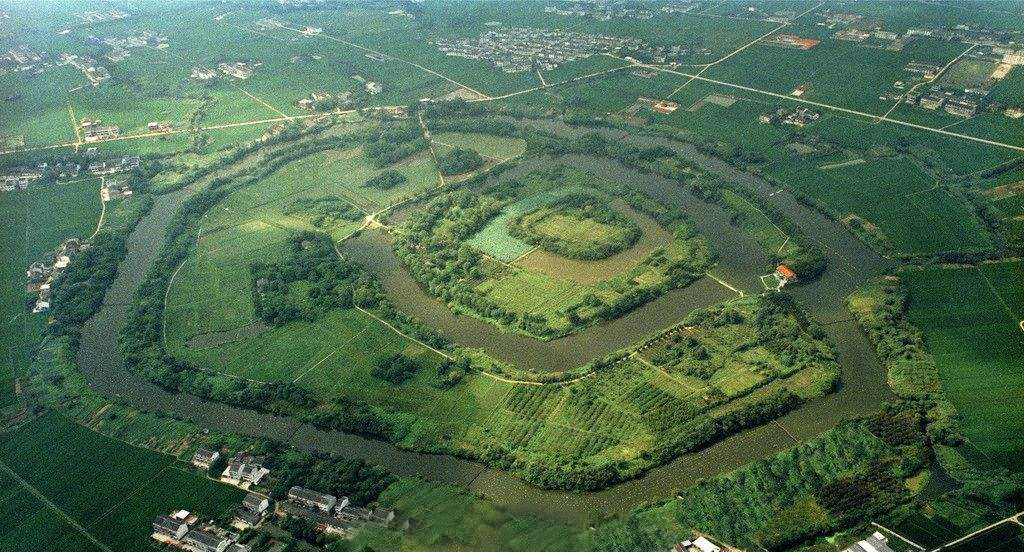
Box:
(507, 193), (642, 260)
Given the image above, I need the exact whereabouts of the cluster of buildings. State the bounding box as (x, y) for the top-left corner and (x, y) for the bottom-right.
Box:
(96, 31), (169, 62)
(759, 107), (821, 127)
(1, 155), (137, 193)
(88, 154), (140, 175)
(26, 238), (89, 313)
(765, 33), (820, 50)
(0, 45), (52, 77)
(188, 448), (403, 541)
(296, 91), (350, 111)
(218, 61), (256, 80)
(80, 118), (120, 142)
(906, 87), (982, 117)
(433, 27), (643, 73)
(152, 509), (250, 552)
(279, 486), (398, 538)
(841, 531), (895, 552)
(638, 96), (679, 114)
(218, 452), (271, 489)
(190, 67), (218, 81)
(542, 2), (656, 21)
(73, 9), (129, 24)
(350, 74), (382, 95)
(669, 533), (741, 552)
(61, 54), (110, 86)
(1, 166), (43, 191)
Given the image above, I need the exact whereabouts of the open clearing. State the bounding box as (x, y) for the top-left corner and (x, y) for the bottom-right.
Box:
(0, 412), (243, 552)
(903, 261), (1024, 470)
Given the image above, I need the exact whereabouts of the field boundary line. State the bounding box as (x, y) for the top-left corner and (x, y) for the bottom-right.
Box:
(930, 512), (1024, 552)
(705, 270), (745, 297)
(632, 352), (699, 393)
(67, 102), (82, 148)
(773, 420), (800, 445)
(232, 84), (293, 120)
(293, 350), (338, 383)
(85, 463), (175, 531)
(622, 59), (1024, 153)
(354, 305), (453, 360)
(975, 266), (1019, 321)
(667, 0), (824, 98)
(0, 458), (116, 552)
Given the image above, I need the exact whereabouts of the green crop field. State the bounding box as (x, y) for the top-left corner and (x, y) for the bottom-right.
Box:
(764, 155), (991, 255)
(705, 31), (968, 115)
(466, 187), (589, 262)
(0, 178), (102, 409)
(164, 141), (440, 345)
(903, 261), (1024, 470)
(0, 412), (244, 552)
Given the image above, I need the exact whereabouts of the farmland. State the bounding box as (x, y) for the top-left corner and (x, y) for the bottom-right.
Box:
(903, 261), (1024, 471)
(763, 155), (992, 256)
(0, 412), (243, 552)
(5, 1), (1024, 550)
(163, 135), (439, 345)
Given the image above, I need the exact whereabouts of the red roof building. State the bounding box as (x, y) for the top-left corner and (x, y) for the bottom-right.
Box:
(775, 264), (798, 282)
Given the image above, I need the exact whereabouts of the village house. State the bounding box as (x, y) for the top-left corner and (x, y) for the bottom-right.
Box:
(288, 486), (337, 512)
(221, 453), (269, 488)
(182, 528), (232, 552)
(277, 501), (360, 537)
(191, 448), (220, 469)
(234, 492), (271, 528)
(672, 536), (721, 552)
(153, 515), (190, 540)
(842, 532), (895, 552)
(775, 264), (798, 286)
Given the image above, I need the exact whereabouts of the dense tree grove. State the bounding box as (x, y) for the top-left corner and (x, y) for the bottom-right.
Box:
(436, 147), (484, 176)
(364, 123), (428, 167)
(507, 193), (642, 260)
(370, 353), (421, 384)
(363, 169), (407, 189)
(251, 233), (374, 326)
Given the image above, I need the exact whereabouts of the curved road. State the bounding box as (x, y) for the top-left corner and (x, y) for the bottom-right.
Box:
(75, 121), (894, 525)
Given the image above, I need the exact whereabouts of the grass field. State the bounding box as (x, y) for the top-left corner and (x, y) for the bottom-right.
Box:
(0, 412), (244, 552)
(466, 186), (589, 262)
(903, 261), (1024, 471)
(164, 142), (440, 345)
(0, 178), (102, 408)
(764, 155), (991, 255)
(431, 132), (526, 161)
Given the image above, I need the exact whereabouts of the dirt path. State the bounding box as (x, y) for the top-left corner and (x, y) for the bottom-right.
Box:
(88, 177), (106, 241)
